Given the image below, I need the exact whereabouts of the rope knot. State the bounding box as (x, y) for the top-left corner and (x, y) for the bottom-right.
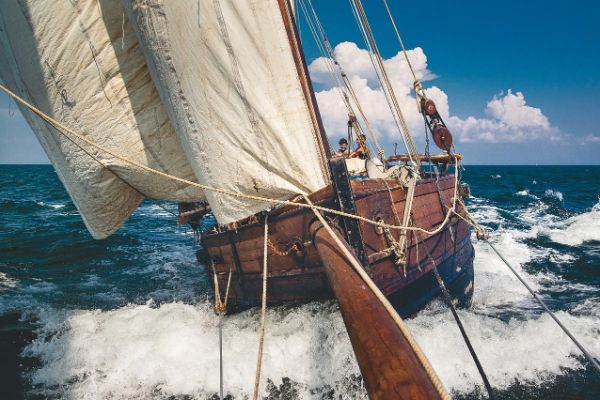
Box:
(214, 302), (227, 315)
(476, 227), (489, 241)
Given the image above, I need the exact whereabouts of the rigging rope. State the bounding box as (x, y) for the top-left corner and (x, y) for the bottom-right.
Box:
(485, 239), (600, 375)
(380, 0), (418, 84)
(415, 230), (496, 399)
(0, 82), (459, 237)
(380, 0), (429, 112)
(348, 0), (420, 168)
(218, 316), (224, 400)
(454, 200), (600, 375)
(299, 0), (387, 163)
(212, 266), (232, 400)
(252, 216), (270, 400)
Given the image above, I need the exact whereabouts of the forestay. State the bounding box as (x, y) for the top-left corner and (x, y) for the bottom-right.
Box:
(0, 0), (204, 239)
(123, 0), (330, 224)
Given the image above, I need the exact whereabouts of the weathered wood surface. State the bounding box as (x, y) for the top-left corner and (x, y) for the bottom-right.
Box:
(202, 175), (472, 309)
(310, 221), (446, 400)
(387, 153), (462, 164)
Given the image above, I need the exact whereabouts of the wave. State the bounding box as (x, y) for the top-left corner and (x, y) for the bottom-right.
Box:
(34, 201), (66, 210)
(541, 201), (600, 246)
(23, 281), (600, 400)
(0, 199), (66, 212)
(24, 301), (362, 399)
(515, 189), (540, 200)
(0, 272), (18, 291)
(22, 209), (600, 399)
(409, 305), (599, 393)
(543, 189), (564, 202)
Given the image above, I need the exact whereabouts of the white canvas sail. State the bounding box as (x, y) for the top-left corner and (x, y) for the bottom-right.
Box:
(123, 0), (330, 224)
(0, 0), (205, 239)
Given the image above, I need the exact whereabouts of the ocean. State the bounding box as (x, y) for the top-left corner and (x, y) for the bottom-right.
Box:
(0, 164), (598, 399)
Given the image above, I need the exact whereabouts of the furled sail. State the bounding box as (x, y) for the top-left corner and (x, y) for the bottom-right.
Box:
(123, 0), (330, 224)
(0, 0), (205, 239)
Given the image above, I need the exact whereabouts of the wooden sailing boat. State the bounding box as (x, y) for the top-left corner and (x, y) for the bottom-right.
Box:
(0, 0), (474, 398)
(180, 0), (475, 318)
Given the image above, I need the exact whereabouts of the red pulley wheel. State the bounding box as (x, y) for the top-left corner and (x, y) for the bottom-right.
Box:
(423, 99), (437, 116)
(433, 126), (453, 151)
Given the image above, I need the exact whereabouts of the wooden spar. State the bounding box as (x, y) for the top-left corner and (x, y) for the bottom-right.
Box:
(388, 153), (463, 164)
(309, 220), (446, 400)
(277, 0), (332, 163)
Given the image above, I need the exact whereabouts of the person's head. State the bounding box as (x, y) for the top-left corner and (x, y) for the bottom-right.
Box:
(339, 138), (348, 151)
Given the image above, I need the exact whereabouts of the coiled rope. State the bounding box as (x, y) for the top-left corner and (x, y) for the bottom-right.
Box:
(0, 82), (459, 237)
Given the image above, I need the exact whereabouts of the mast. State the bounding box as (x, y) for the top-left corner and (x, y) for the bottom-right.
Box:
(277, 0), (332, 164)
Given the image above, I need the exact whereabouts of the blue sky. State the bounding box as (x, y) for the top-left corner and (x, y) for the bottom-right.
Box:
(1, 0), (599, 164)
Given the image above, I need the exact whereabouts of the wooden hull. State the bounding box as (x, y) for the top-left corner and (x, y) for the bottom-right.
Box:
(200, 174), (474, 316)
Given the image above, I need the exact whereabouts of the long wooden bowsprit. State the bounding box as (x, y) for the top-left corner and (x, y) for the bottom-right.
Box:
(306, 195), (449, 400)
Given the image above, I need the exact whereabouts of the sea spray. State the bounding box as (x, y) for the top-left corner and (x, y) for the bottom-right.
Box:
(2, 165), (599, 399)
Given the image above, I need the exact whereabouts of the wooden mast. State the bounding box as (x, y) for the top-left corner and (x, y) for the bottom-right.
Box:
(276, 3), (447, 398)
(277, 0), (332, 164)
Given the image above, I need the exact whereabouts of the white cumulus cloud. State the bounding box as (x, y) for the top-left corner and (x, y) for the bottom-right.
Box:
(580, 134), (600, 144)
(309, 42), (559, 145)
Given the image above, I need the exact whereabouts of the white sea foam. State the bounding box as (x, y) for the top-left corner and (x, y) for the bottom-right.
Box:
(24, 282), (58, 293)
(468, 204), (504, 225)
(20, 196), (600, 399)
(471, 230), (546, 307)
(409, 307), (599, 393)
(543, 189), (564, 201)
(34, 200), (66, 209)
(541, 201), (600, 246)
(24, 263), (600, 400)
(136, 204), (178, 218)
(548, 249), (576, 264)
(0, 271), (18, 291)
(25, 302), (360, 399)
(514, 189), (540, 200)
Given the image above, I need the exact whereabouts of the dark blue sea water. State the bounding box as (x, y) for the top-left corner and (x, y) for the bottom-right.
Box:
(0, 165), (598, 399)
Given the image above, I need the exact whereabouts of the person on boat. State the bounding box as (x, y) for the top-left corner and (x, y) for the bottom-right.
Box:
(349, 134), (368, 159)
(332, 138), (350, 158)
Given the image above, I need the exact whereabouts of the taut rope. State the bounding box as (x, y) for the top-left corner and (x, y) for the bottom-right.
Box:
(414, 231), (496, 399)
(349, 0), (420, 167)
(455, 200), (600, 375)
(252, 216), (270, 400)
(0, 82), (459, 237)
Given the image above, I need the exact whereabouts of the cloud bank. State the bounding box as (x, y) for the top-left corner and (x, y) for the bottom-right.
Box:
(309, 42), (559, 145)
